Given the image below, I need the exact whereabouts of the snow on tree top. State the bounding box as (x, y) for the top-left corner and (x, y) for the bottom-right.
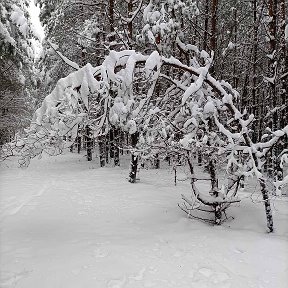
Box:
(10, 4), (28, 37)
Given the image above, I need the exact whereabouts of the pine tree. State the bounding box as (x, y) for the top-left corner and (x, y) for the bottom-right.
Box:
(0, 0), (38, 144)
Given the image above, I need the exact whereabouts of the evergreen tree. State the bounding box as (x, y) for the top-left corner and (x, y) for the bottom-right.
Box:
(0, 0), (38, 144)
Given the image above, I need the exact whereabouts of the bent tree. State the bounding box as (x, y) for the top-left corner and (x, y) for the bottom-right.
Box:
(7, 48), (288, 232)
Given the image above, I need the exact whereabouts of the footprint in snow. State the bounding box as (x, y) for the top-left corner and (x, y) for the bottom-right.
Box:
(93, 247), (109, 258)
(199, 268), (214, 278)
(173, 251), (183, 257)
(107, 276), (126, 288)
(188, 269), (196, 278)
(143, 281), (156, 287)
(71, 268), (81, 275)
(197, 267), (230, 285)
(78, 211), (88, 215)
(0, 270), (31, 287)
(233, 247), (245, 254)
(212, 272), (230, 284)
(129, 268), (146, 281)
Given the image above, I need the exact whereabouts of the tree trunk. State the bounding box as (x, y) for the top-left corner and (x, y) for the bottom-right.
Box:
(77, 135), (81, 154)
(154, 153), (160, 169)
(210, 0), (218, 75)
(99, 135), (106, 167)
(68, 135), (74, 152)
(109, 0), (115, 35)
(128, 132), (139, 183)
(259, 178), (274, 232)
(128, 0), (133, 41)
(277, 0), (288, 181)
(232, 7), (238, 89)
(198, 151), (202, 166)
(279, 0), (288, 129)
(86, 125), (92, 161)
(109, 129), (114, 159)
(210, 0), (218, 44)
(113, 128), (120, 166)
(208, 159), (218, 191)
(251, 0), (259, 143)
(203, 0), (209, 51)
(105, 134), (109, 164)
(76, 125), (81, 154)
(214, 205), (222, 225)
(267, 0), (278, 178)
(83, 132), (87, 149)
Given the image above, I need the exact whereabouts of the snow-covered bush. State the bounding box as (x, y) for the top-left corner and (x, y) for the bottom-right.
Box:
(140, 0), (199, 56)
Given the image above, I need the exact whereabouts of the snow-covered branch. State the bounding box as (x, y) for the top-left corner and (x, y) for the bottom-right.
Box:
(48, 40), (80, 70)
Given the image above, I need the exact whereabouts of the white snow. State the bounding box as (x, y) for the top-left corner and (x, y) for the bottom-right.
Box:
(126, 119), (137, 134)
(263, 75), (275, 84)
(181, 68), (207, 105)
(10, 4), (28, 37)
(0, 152), (287, 288)
(0, 21), (16, 45)
(28, 0), (45, 43)
(145, 51), (161, 77)
(203, 100), (216, 114)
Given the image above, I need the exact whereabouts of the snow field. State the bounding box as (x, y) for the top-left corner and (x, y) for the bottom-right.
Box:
(0, 152), (287, 288)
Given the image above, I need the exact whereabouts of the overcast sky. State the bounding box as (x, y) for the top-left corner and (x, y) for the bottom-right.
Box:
(28, 0), (45, 41)
(28, 0), (45, 58)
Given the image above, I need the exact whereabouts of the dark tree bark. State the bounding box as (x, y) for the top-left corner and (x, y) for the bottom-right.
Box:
(259, 178), (274, 232)
(105, 134), (109, 164)
(154, 153), (160, 169)
(232, 7), (238, 89)
(86, 125), (92, 161)
(198, 151), (202, 166)
(109, 129), (114, 159)
(77, 134), (81, 154)
(128, 132), (139, 183)
(208, 159), (218, 192)
(99, 135), (106, 167)
(251, 0), (259, 143)
(266, 0), (278, 178)
(203, 0), (209, 51)
(267, 0), (277, 131)
(69, 135), (74, 152)
(128, 0), (133, 40)
(277, 0), (288, 182)
(209, 0), (218, 76)
(279, 0), (288, 129)
(210, 0), (218, 51)
(109, 0), (115, 35)
(108, 128), (120, 166)
(113, 128), (120, 166)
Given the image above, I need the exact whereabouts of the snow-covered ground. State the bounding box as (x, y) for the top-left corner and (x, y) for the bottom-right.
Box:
(0, 152), (287, 288)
